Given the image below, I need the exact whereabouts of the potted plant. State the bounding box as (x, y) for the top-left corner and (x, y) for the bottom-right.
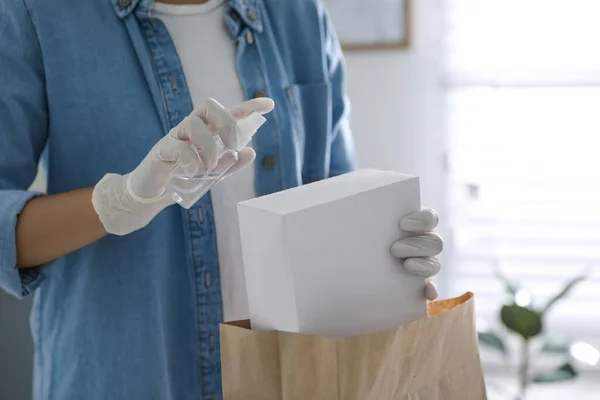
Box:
(478, 270), (597, 400)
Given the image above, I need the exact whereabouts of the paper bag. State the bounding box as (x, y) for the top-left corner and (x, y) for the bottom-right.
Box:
(220, 292), (486, 400)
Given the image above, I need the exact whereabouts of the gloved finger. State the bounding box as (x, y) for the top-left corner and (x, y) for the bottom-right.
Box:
(192, 97), (235, 124)
(222, 99), (274, 149)
(155, 137), (204, 177)
(194, 147), (256, 179)
(403, 257), (441, 278)
(202, 98), (275, 133)
(175, 143), (203, 178)
(171, 116), (219, 171)
(424, 279), (439, 301)
(390, 232), (443, 258)
(229, 147), (256, 173)
(192, 98), (239, 149)
(400, 208), (439, 233)
(220, 147), (256, 177)
(229, 98), (275, 119)
(191, 98), (274, 150)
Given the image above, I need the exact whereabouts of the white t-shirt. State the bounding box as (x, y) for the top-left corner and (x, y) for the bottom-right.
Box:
(153, 0), (255, 321)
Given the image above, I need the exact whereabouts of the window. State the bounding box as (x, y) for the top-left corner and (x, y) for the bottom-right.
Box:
(445, 0), (600, 348)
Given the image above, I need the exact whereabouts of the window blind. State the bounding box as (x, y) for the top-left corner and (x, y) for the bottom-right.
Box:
(445, 0), (600, 341)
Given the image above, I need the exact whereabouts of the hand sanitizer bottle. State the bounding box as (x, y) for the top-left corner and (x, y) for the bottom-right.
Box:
(165, 112), (266, 209)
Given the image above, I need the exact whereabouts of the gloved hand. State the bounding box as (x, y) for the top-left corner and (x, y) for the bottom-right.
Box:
(92, 97), (275, 236)
(390, 209), (443, 301)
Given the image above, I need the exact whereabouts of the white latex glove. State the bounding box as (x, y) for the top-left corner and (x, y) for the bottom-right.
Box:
(92, 97), (275, 235)
(390, 209), (443, 301)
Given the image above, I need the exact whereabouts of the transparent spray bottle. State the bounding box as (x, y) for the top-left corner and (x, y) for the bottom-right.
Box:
(165, 112), (266, 209)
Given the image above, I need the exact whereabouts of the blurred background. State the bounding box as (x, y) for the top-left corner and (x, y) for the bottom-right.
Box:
(2, 0), (599, 398)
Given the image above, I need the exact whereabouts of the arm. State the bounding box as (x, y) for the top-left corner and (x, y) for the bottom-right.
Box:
(16, 98), (274, 268)
(321, 6), (358, 177)
(16, 188), (107, 268)
(0, 0), (52, 297)
(0, 0), (102, 285)
(0, 0), (152, 294)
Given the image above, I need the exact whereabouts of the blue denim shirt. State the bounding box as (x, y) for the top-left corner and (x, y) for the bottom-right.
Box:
(0, 0), (356, 398)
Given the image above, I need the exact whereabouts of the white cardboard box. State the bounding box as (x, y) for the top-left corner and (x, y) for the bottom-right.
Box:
(237, 169), (427, 338)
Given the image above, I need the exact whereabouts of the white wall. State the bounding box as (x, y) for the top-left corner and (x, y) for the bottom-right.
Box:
(345, 0), (449, 292)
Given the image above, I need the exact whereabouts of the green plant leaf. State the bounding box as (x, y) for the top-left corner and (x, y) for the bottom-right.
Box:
(542, 275), (587, 314)
(500, 304), (542, 339)
(541, 337), (571, 354)
(494, 269), (519, 297)
(531, 363), (578, 383)
(478, 331), (507, 355)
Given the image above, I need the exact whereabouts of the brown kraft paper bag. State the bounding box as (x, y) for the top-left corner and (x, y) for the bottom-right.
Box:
(220, 292), (486, 400)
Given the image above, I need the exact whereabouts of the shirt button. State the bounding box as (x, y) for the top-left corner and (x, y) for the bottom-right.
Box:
(254, 90), (266, 98)
(118, 0), (131, 8)
(245, 30), (254, 45)
(204, 270), (212, 288)
(230, 9), (241, 21)
(262, 156), (276, 169)
(198, 207), (204, 224)
(247, 9), (257, 21)
(209, 334), (216, 352)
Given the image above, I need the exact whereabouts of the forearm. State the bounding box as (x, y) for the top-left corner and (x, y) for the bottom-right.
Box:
(15, 187), (107, 268)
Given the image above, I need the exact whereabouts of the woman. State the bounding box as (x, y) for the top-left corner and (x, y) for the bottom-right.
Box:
(0, 0), (443, 398)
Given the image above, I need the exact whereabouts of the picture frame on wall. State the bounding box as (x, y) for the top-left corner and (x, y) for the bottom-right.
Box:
(323, 0), (411, 51)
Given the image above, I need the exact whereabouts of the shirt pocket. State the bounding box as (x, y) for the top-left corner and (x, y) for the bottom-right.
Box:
(285, 81), (333, 183)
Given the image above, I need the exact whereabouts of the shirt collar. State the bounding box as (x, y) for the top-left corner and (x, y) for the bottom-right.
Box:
(110, 0), (263, 33)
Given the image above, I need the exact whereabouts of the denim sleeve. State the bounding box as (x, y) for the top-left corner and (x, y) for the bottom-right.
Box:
(0, 0), (49, 298)
(322, 6), (358, 177)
